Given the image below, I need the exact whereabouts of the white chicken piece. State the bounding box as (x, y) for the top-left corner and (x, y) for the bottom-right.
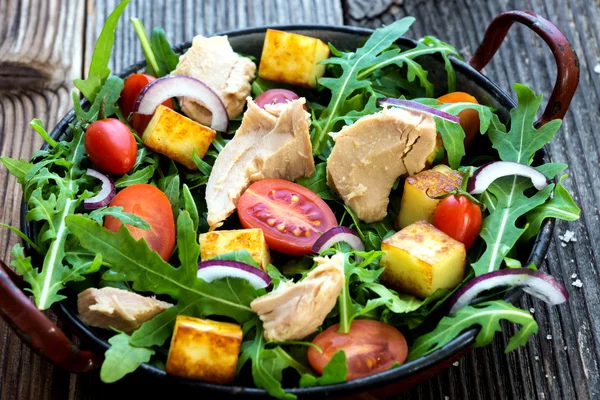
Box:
(250, 253), (345, 341)
(173, 35), (256, 124)
(206, 97), (314, 230)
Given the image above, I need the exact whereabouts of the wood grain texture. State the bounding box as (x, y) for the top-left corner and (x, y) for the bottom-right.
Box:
(343, 0), (600, 399)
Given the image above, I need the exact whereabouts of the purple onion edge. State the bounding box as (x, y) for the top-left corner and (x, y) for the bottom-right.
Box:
(311, 226), (363, 254)
(197, 260), (271, 285)
(378, 98), (461, 124)
(83, 170), (116, 210)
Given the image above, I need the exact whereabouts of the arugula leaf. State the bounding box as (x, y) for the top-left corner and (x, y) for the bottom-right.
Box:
(251, 77), (281, 97)
(114, 165), (155, 188)
(408, 300), (538, 360)
(100, 332), (154, 383)
(489, 84), (562, 165)
(343, 205), (395, 252)
(0, 157), (33, 184)
(311, 18), (415, 155)
(86, 206), (150, 230)
(73, 75), (124, 124)
(74, 0), (130, 101)
(151, 28), (180, 76)
(182, 184), (199, 232)
(209, 250), (260, 268)
(130, 18), (160, 77)
(522, 174), (580, 241)
(0, 224), (41, 253)
(296, 163), (337, 201)
(299, 351), (347, 387)
(30, 119), (57, 148)
(65, 214), (258, 323)
(158, 174), (180, 218)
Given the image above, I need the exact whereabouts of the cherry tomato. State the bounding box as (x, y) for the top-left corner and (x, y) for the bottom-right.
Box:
(433, 195), (482, 250)
(104, 184), (176, 261)
(437, 92), (480, 148)
(237, 179), (337, 255)
(84, 119), (137, 175)
(309, 320), (408, 381)
(254, 89), (300, 108)
(119, 73), (174, 133)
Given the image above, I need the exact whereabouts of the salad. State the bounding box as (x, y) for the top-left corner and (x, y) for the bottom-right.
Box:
(0, 1), (581, 398)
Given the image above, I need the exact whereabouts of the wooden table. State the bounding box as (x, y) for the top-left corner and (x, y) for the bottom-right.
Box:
(0, 0), (598, 398)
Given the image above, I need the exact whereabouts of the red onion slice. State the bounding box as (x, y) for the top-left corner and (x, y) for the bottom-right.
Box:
(197, 260), (271, 289)
(312, 227), (365, 254)
(448, 268), (569, 314)
(467, 161), (550, 194)
(378, 98), (460, 124)
(84, 168), (116, 210)
(134, 75), (229, 132)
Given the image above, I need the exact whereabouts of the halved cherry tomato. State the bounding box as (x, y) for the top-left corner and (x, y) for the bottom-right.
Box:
(309, 320), (408, 381)
(119, 73), (174, 133)
(437, 92), (480, 148)
(237, 179), (337, 255)
(254, 89), (300, 108)
(104, 184), (176, 261)
(84, 119), (137, 175)
(433, 194), (482, 250)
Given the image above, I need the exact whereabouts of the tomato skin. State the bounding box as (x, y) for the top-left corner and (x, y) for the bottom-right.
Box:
(237, 179), (337, 255)
(437, 92), (480, 148)
(84, 119), (137, 175)
(104, 184), (176, 261)
(120, 73), (173, 133)
(309, 320), (408, 381)
(433, 195), (482, 250)
(254, 89), (300, 108)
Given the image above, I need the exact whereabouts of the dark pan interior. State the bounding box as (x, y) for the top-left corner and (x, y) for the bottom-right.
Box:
(21, 25), (554, 398)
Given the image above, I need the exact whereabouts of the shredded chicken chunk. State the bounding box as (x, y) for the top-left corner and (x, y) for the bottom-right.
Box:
(78, 287), (172, 333)
(173, 35), (256, 124)
(250, 253), (345, 341)
(206, 97), (314, 229)
(327, 107), (437, 223)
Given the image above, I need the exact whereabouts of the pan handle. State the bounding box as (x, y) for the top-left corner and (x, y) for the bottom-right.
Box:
(468, 10), (579, 127)
(0, 260), (101, 372)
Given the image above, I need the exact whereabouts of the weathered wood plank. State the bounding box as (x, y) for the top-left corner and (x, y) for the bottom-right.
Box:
(343, 0), (600, 399)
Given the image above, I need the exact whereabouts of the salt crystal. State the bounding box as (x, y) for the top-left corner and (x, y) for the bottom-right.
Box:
(571, 273), (578, 279)
(560, 230), (576, 243)
(594, 64), (600, 74)
(572, 279), (583, 288)
(546, 334), (553, 340)
(564, 346), (568, 351)
(561, 243), (567, 248)
(545, 374), (549, 378)
(452, 361), (459, 367)
(535, 356), (539, 361)
(530, 308), (535, 314)
(445, 397), (450, 400)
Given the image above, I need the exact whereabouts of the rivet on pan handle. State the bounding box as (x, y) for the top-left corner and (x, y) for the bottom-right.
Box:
(469, 10), (579, 127)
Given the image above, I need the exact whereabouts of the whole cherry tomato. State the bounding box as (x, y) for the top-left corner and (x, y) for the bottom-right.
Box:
(119, 73), (174, 133)
(433, 194), (482, 250)
(437, 92), (480, 149)
(309, 320), (408, 381)
(237, 179), (337, 255)
(84, 119), (137, 175)
(104, 184), (176, 261)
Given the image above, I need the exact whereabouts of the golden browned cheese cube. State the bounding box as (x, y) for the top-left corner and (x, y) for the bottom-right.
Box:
(142, 105), (216, 170)
(199, 228), (271, 270)
(166, 316), (242, 384)
(380, 221), (466, 299)
(258, 29), (330, 88)
(396, 165), (462, 229)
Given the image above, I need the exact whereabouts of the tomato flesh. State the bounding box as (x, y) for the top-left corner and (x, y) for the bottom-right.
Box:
(237, 179), (337, 255)
(104, 184), (176, 261)
(84, 119), (137, 175)
(120, 73), (173, 133)
(309, 320), (408, 381)
(437, 92), (480, 148)
(433, 194), (482, 250)
(254, 89), (300, 108)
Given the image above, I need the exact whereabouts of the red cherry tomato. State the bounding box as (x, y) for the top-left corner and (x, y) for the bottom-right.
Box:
(309, 320), (408, 381)
(104, 184), (176, 262)
(119, 73), (174, 133)
(237, 179), (337, 255)
(433, 195), (482, 250)
(254, 89), (300, 108)
(84, 119), (137, 175)
(437, 92), (480, 149)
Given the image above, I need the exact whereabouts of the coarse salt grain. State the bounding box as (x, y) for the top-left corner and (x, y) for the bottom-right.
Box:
(572, 279), (583, 288)
(452, 361), (459, 367)
(547, 334), (553, 340)
(559, 230), (577, 244)
(571, 273), (578, 279)
(535, 356), (539, 360)
(594, 64), (600, 74)
(530, 308), (535, 313)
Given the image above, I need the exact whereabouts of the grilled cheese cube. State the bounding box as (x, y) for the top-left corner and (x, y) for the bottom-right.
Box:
(396, 165), (462, 229)
(380, 221), (466, 299)
(166, 316), (242, 384)
(199, 229), (271, 270)
(258, 29), (330, 88)
(142, 105), (216, 170)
